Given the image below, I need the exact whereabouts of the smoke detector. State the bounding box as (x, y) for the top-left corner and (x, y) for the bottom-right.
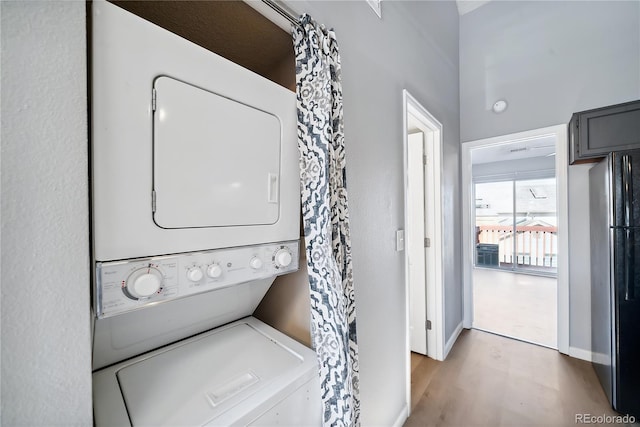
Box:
(492, 99), (508, 113)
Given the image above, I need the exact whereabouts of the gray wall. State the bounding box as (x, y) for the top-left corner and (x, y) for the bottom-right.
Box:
(1, 1), (93, 424)
(460, 1), (640, 353)
(284, 2), (461, 424)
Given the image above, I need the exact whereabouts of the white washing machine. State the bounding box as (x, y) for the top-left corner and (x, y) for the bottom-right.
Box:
(93, 317), (320, 426)
(92, 243), (321, 426)
(90, 2), (320, 425)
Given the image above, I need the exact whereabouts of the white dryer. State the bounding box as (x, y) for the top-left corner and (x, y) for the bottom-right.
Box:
(90, 2), (319, 425)
(91, 0), (299, 262)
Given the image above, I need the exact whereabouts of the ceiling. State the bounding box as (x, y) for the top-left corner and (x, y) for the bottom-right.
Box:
(456, 0), (492, 16)
(472, 135), (557, 164)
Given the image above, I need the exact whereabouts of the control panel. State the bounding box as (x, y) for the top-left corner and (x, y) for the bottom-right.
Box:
(95, 240), (299, 318)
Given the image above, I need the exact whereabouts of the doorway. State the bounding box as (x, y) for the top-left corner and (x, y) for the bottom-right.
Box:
(403, 90), (445, 413)
(461, 125), (569, 354)
(471, 145), (558, 348)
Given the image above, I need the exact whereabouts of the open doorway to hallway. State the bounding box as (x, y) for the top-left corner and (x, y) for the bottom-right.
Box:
(462, 126), (570, 354)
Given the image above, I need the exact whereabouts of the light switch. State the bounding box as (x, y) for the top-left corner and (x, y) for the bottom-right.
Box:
(396, 230), (405, 252)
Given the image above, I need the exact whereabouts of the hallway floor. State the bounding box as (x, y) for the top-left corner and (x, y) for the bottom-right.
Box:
(405, 329), (623, 427)
(473, 267), (557, 348)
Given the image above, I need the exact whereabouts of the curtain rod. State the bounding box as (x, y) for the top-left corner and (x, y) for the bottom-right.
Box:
(260, 0), (302, 29)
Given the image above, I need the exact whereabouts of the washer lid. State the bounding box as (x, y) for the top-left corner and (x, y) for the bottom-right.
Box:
(117, 323), (302, 426)
(153, 76), (282, 229)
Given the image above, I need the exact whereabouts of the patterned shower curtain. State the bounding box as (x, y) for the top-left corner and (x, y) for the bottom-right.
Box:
(293, 14), (361, 427)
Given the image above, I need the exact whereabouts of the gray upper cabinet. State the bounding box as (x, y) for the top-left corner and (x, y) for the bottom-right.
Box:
(569, 100), (640, 164)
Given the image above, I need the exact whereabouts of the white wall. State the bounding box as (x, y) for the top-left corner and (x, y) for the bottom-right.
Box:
(460, 1), (640, 354)
(284, 2), (461, 425)
(1, 1), (93, 424)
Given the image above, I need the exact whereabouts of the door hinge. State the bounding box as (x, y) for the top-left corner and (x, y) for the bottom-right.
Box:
(424, 237), (431, 248)
(151, 190), (157, 212)
(152, 88), (157, 111)
(426, 320), (432, 330)
(423, 154), (428, 165)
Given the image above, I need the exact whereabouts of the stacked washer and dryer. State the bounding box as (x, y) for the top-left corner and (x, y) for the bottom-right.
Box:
(90, 2), (320, 425)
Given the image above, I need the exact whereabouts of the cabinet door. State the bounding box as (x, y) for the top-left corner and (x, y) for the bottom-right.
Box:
(577, 100), (640, 161)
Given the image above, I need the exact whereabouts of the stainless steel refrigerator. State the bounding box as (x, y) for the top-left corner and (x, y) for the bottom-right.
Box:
(590, 151), (640, 417)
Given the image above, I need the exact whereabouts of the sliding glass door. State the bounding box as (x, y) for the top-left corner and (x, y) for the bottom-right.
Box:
(514, 178), (557, 273)
(474, 174), (557, 276)
(475, 181), (514, 268)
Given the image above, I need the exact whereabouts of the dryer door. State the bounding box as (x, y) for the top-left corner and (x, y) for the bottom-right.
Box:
(153, 76), (281, 229)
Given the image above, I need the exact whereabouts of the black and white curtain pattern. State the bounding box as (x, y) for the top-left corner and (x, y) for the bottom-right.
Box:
(293, 14), (361, 427)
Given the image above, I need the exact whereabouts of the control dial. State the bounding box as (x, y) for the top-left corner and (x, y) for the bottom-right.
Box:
(125, 266), (163, 300)
(207, 263), (223, 279)
(273, 247), (293, 268)
(187, 266), (204, 282)
(249, 257), (263, 270)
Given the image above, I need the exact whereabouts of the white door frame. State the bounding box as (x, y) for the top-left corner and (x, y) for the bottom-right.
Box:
(403, 90), (445, 413)
(461, 124), (569, 355)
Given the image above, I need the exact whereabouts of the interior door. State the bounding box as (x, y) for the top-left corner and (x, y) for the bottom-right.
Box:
(408, 132), (427, 355)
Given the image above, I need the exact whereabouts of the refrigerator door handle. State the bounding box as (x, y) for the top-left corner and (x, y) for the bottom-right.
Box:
(621, 154), (635, 301)
(625, 228), (635, 301)
(622, 154), (632, 228)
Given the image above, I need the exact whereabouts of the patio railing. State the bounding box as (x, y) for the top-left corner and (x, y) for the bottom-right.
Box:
(477, 225), (557, 269)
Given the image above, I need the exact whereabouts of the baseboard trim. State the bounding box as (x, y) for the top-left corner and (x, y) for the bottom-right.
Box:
(444, 321), (464, 359)
(569, 346), (592, 362)
(391, 404), (409, 427)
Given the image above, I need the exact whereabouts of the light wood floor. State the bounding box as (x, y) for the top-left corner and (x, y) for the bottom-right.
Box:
(473, 268), (557, 348)
(406, 329), (628, 427)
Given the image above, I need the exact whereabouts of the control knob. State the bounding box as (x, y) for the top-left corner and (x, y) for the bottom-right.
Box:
(125, 266), (163, 300)
(187, 267), (204, 282)
(207, 263), (223, 279)
(249, 257), (263, 270)
(273, 248), (293, 268)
